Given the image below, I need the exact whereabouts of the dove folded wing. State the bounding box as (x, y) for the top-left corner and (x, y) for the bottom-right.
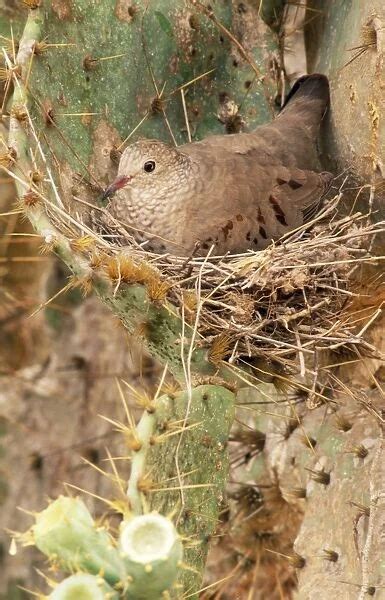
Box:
(179, 144), (333, 254)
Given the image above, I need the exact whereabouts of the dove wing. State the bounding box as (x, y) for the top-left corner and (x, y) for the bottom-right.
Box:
(180, 144), (332, 254)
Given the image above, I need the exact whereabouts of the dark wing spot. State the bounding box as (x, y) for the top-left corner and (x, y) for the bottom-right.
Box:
(269, 195), (283, 213)
(288, 179), (303, 190)
(276, 214), (288, 226)
(269, 195), (288, 226)
(257, 207), (266, 224)
(222, 220), (234, 241)
(246, 231), (251, 241)
(276, 177), (287, 185)
(253, 237), (258, 245)
(259, 226), (267, 239)
(236, 214), (244, 222)
(202, 237), (217, 249)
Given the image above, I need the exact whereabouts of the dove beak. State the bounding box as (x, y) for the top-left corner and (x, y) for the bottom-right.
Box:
(102, 175), (132, 201)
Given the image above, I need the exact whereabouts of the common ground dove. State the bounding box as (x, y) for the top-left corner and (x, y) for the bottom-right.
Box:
(103, 74), (332, 256)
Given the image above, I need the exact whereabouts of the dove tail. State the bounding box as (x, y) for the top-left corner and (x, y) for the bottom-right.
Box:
(281, 74), (330, 111)
(278, 73), (330, 135)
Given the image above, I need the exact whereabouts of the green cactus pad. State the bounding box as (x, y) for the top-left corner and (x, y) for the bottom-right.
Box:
(33, 496), (127, 586)
(120, 513), (183, 599)
(49, 574), (118, 600)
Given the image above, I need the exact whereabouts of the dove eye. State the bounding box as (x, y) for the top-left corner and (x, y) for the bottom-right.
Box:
(143, 160), (156, 173)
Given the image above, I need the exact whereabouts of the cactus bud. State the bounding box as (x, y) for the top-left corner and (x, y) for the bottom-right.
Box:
(32, 496), (127, 585)
(120, 513), (183, 599)
(49, 574), (118, 600)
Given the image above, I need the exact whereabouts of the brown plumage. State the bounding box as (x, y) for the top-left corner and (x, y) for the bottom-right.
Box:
(103, 74), (333, 256)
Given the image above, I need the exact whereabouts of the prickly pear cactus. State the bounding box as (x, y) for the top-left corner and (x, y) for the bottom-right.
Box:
(218, 384), (385, 599)
(293, 404), (385, 599)
(4, 2), (276, 595)
(50, 573), (119, 600)
(144, 385), (235, 593)
(30, 497), (185, 598)
(24, 385), (234, 597)
(4, 1), (385, 599)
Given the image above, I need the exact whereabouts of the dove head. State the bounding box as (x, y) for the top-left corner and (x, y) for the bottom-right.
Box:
(102, 139), (192, 205)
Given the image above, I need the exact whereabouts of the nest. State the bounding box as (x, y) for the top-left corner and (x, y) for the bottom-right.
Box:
(43, 186), (384, 407)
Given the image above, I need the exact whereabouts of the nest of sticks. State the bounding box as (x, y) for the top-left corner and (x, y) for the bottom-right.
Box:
(41, 181), (385, 404)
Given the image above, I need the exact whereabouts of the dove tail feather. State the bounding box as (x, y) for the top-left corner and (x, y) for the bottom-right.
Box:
(281, 74), (330, 111)
(278, 73), (330, 135)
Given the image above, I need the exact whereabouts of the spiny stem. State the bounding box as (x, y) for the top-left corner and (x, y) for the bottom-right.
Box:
(127, 410), (156, 515)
